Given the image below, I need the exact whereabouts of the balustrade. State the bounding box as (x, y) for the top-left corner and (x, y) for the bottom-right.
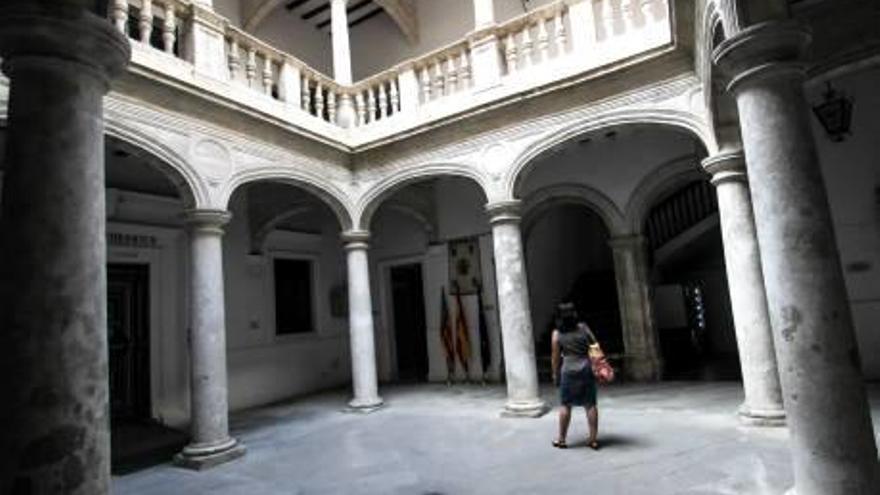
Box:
(497, 2), (570, 76)
(110, 0), (186, 57)
(102, 0), (670, 133)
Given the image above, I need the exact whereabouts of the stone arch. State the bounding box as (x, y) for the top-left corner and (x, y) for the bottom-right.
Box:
(521, 184), (627, 241)
(506, 108), (717, 199)
(221, 168), (354, 231)
(354, 163), (491, 231)
(104, 119), (209, 209)
(623, 154), (707, 233)
(249, 204), (316, 254)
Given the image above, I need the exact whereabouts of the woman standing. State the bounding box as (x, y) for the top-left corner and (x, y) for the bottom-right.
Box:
(551, 302), (600, 450)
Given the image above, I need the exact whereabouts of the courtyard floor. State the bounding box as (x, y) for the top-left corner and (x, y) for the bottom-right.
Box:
(114, 382), (880, 495)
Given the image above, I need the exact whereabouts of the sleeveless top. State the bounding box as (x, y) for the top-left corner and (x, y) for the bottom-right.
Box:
(558, 323), (593, 373)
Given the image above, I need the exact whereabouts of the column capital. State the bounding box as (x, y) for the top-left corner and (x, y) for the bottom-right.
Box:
(341, 230), (371, 249)
(184, 209), (231, 234)
(702, 151), (747, 186)
(713, 20), (811, 94)
(485, 200), (522, 225)
(608, 234), (647, 251)
(0, 3), (130, 88)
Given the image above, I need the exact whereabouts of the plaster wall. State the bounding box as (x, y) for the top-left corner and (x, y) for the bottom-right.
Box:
(253, 11), (334, 76)
(809, 66), (880, 380)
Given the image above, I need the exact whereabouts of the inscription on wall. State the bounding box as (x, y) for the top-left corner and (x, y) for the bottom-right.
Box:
(108, 233), (159, 249)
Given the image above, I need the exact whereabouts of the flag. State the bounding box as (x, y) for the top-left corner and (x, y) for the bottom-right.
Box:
(439, 288), (456, 380)
(476, 282), (491, 378)
(454, 290), (471, 379)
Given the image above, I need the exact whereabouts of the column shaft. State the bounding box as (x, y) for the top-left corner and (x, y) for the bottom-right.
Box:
(703, 152), (785, 426)
(716, 22), (878, 494)
(473, 0), (495, 29)
(175, 210), (245, 469)
(344, 231), (383, 410)
(609, 236), (663, 381)
(331, 0), (353, 85)
(0, 5), (128, 494)
(487, 201), (547, 417)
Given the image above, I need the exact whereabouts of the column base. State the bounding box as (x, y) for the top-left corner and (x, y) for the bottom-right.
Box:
(173, 438), (246, 471)
(346, 396), (384, 413)
(738, 404), (786, 427)
(624, 355), (663, 381)
(501, 399), (550, 418)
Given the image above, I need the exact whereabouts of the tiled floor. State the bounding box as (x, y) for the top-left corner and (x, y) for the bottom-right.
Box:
(114, 382), (880, 495)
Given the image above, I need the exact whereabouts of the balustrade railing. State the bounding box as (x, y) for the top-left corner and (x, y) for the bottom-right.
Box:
(496, 2), (569, 76)
(107, 0), (671, 134)
(111, 0), (188, 58)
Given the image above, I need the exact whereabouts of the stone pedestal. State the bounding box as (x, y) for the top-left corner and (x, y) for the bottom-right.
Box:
(0, 4), (129, 494)
(608, 236), (663, 381)
(175, 210), (246, 470)
(703, 151), (785, 427)
(486, 201), (548, 417)
(343, 231), (384, 411)
(715, 21), (879, 494)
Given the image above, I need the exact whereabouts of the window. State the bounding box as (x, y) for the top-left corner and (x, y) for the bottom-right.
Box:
(274, 258), (314, 335)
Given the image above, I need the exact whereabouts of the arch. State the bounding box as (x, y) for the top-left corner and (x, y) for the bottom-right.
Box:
(354, 163), (491, 231)
(623, 154), (707, 233)
(521, 184), (627, 240)
(249, 204), (316, 254)
(221, 167), (355, 231)
(507, 108), (717, 199)
(104, 120), (209, 209)
(0, 113), (207, 209)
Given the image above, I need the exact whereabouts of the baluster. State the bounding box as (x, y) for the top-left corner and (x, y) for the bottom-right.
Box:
(554, 8), (568, 54)
(228, 37), (241, 79)
(315, 82), (325, 119)
(432, 61), (444, 98)
(112, 0), (129, 34)
(420, 67), (432, 102)
(162, 3), (176, 54)
(378, 83), (388, 119)
(445, 57), (457, 95)
(537, 17), (550, 62)
(355, 92), (366, 126)
(246, 48), (257, 87)
(504, 33), (518, 73)
(301, 76), (311, 113)
(327, 91), (337, 124)
(366, 87), (377, 123)
(520, 23), (533, 67)
(262, 56), (274, 96)
(139, 0), (153, 44)
(389, 79), (400, 114)
(459, 51), (471, 89)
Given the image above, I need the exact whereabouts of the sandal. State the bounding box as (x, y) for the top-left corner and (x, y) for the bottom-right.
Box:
(588, 440), (600, 451)
(552, 439), (568, 449)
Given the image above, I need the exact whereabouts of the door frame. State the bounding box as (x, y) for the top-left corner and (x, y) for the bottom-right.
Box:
(377, 255), (427, 382)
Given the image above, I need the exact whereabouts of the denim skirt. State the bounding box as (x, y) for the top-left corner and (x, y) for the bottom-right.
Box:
(559, 365), (597, 407)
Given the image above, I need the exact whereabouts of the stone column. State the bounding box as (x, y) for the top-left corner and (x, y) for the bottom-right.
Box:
(608, 235), (663, 381)
(473, 0), (495, 29)
(331, 0), (356, 127)
(486, 201), (547, 417)
(715, 21), (879, 494)
(343, 231), (383, 410)
(175, 210), (246, 469)
(703, 151), (785, 426)
(0, 4), (129, 494)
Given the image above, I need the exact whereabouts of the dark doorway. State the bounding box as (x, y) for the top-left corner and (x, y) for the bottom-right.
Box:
(107, 263), (187, 473)
(108, 263), (151, 422)
(390, 263), (429, 382)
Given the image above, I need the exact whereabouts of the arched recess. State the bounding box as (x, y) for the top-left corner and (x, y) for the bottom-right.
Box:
(355, 164), (491, 231)
(521, 183), (627, 241)
(507, 108), (718, 199)
(221, 168), (354, 232)
(623, 154), (707, 233)
(104, 120), (207, 209)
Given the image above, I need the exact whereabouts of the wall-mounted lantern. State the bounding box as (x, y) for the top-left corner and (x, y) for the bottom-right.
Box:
(812, 82), (854, 143)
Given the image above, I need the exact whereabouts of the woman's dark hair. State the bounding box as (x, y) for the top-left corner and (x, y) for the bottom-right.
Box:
(555, 302), (579, 333)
